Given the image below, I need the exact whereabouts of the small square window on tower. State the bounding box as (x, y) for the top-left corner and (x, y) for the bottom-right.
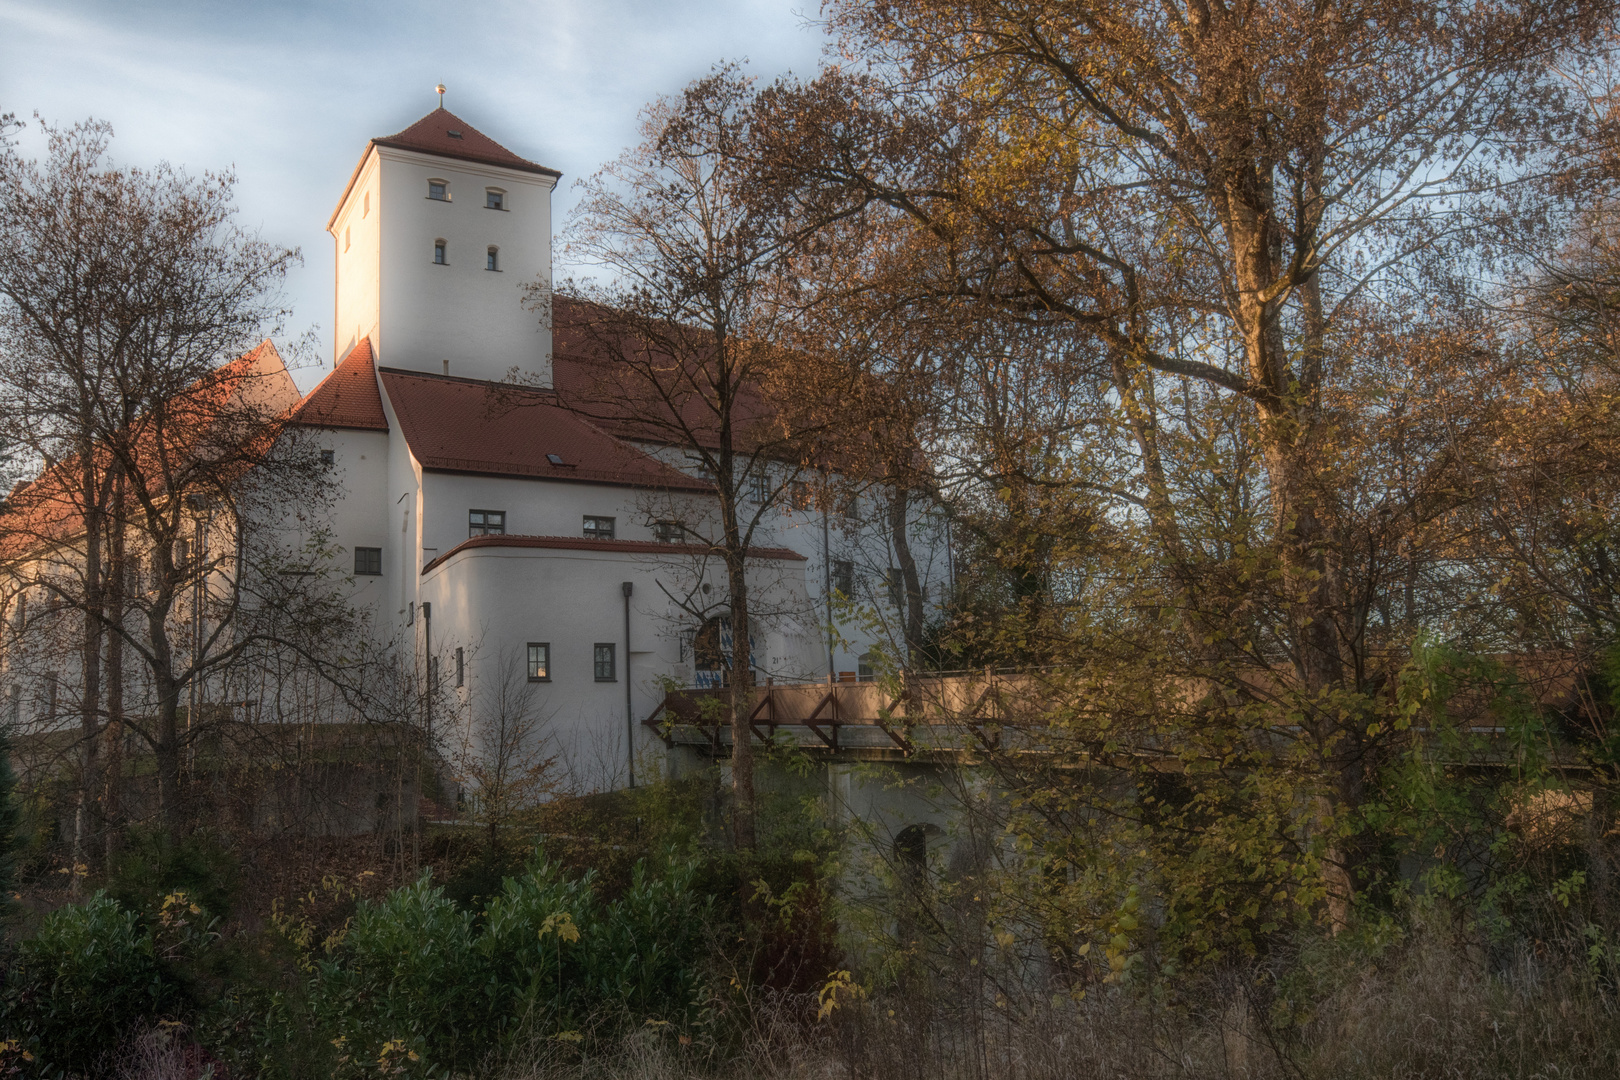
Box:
(486, 189), (504, 210)
(433, 240), (447, 265)
(428, 180), (448, 201)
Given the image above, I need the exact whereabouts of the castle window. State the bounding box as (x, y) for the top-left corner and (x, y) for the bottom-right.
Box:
(527, 642), (550, 682)
(583, 516), (615, 540)
(354, 547), (382, 576)
(486, 189), (505, 210)
(469, 509), (505, 537)
(428, 180), (448, 201)
(594, 643), (616, 682)
(654, 520), (683, 543)
(433, 240), (447, 265)
(831, 559), (853, 598)
(320, 449), (334, 467)
(486, 246), (499, 271)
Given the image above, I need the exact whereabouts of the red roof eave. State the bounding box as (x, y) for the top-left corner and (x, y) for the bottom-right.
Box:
(422, 534), (807, 575)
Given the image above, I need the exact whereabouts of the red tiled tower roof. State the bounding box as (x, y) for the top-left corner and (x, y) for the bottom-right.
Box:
(372, 107), (561, 178)
(291, 339), (389, 432)
(377, 367), (714, 492)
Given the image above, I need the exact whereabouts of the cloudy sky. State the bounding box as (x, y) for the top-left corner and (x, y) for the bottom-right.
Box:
(0, 0), (830, 390)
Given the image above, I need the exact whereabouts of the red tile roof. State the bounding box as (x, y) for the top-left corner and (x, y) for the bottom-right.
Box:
(290, 338), (389, 432)
(374, 108), (561, 178)
(377, 367), (715, 491)
(422, 534), (806, 576)
(549, 296), (781, 452)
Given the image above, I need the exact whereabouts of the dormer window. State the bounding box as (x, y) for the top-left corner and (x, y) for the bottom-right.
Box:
(486, 189), (505, 210)
(486, 246), (500, 272)
(428, 180), (448, 201)
(433, 240), (447, 265)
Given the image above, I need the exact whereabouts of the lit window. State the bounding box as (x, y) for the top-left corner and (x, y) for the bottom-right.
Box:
(428, 180), (448, 201)
(486, 246), (499, 271)
(455, 646), (464, 688)
(433, 240), (447, 265)
(344, 227), (351, 252)
(354, 547), (382, 576)
(486, 189), (504, 210)
(469, 510), (506, 537)
(527, 642), (550, 682)
(594, 643), (616, 682)
(654, 520), (683, 543)
(583, 516), (615, 540)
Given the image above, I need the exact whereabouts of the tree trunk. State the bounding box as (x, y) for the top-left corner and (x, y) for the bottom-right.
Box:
(69, 452), (104, 893)
(726, 552), (757, 851)
(887, 485), (925, 669)
(102, 468), (126, 865)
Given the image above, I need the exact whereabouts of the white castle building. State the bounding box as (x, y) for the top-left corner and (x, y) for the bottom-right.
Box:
(276, 105), (952, 789)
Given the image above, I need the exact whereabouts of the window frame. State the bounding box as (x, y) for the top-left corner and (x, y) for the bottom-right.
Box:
(485, 188), (506, 210)
(831, 559), (854, 598)
(469, 509), (506, 537)
(594, 643), (617, 682)
(486, 246), (500, 272)
(354, 547), (382, 576)
(654, 520), (683, 543)
(526, 642), (551, 682)
(427, 179), (449, 201)
(582, 515), (616, 540)
(433, 239), (447, 265)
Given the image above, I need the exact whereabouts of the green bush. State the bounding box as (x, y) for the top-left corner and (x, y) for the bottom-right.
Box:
(311, 853), (715, 1074)
(1, 892), (185, 1073)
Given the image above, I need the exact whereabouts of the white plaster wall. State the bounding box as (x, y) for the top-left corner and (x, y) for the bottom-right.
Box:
(415, 471), (713, 567)
(419, 545), (818, 790)
(296, 428), (394, 623)
(329, 154), (382, 366)
(375, 148), (555, 384)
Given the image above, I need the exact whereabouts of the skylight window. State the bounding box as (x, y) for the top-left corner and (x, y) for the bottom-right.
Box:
(448, 130), (464, 138)
(546, 454), (564, 465)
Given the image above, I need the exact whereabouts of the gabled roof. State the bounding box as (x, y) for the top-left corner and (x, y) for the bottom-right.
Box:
(422, 534), (807, 576)
(291, 338), (389, 432)
(377, 367), (715, 492)
(374, 107), (561, 178)
(330, 107), (560, 229)
(1, 341), (300, 559)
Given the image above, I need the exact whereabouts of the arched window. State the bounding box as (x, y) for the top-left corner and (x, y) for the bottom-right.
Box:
(486, 246), (499, 271)
(433, 240), (447, 265)
(427, 179), (449, 201)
